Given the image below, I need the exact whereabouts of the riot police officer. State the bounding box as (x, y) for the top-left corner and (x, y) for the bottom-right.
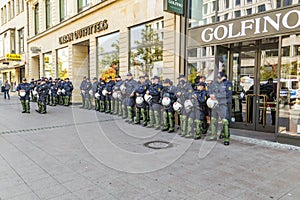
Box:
(134, 76), (148, 126)
(36, 78), (50, 114)
(57, 79), (64, 105)
(124, 72), (138, 124)
(161, 78), (177, 133)
(63, 78), (73, 106)
(83, 78), (92, 110)
(105, 76), (115, 114)
(112, 75), (124, 115)
(146, 76), (163, 129)
(207, 72), (232, 145)
(16, 78), (31, 113)
(80, 76), (87, 108)
(49, 79), (58, 106)
(97, 79), (106, 112)
(92, 77), (99, 111)
(29, 78), (37, 102)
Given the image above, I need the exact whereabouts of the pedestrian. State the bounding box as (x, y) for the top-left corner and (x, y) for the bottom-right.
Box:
(16, 78), (31, 113)
(3, 80), (11, 100)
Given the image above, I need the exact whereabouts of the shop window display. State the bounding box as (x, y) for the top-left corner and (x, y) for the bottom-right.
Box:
(57, 47), (69, 79)
(97, 32), (119, 81)
(44, 52), (54, 78)
(129, 19), (163, 78)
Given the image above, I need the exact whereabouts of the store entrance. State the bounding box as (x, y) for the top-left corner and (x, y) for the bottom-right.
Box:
(219, 39), (279, 133)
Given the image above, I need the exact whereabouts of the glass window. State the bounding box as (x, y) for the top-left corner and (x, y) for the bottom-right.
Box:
(203, 4), (207, 14)
(283, 0), (293, 6)
(34, 3), (39, 34)
(225, 0), (229, 9)
(11, 0), (15, 18)
(78, 0), (91, 12)
(97, 32), (120, 80)
(202, 47), (207, 57)
(59, 0), (67, 21)
(16, 0), (19, 14)
(235, 10), (241, 18)
(279, 35), (300, 137)
(212, 1), (216, 12)
(130, 19), (163, 78)
(282, 46), (290, 57)
(57, 47), (69, 79)
(294, 45), (300, 56)
(8, 2), (11, 20)
(247, 0), (252, 3)
(224, 13), (229, 20)
(18, 28), (24, 53)
(246, 8), (252, 15)
(45, 0), (51, 29)
(235, 0), (241, 6)
(258, 4), (266, 13)
(10, 29), (15, 53)
(20, 0), (24, 12)
(44, 52), (54, 78)
(188, 48), (197, 58)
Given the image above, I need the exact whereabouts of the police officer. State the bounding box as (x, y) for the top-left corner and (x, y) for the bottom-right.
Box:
(124, 72), (138, 124)
(83, 78), (92, 110)
(134, 76), (148, 126)
(80, 76), (87, 108)
(161, 78), (177, 133)
(36, 78), (50, 114)
(63, 78), (73, 106)
(207, 72), (232, 145)
(146, 76), (163, 129)
(112, 75), (124, 115)
(49, 79), (58, 106)
(29, 78), (37, 102)
(97, 79), (106, 112)
(176, 74), (194, 136)
(92, 77), (99, 111)
(57, 79), (64, 105)
(16, 78), (31, 113)
(193, 82), (209, 139)
(105, 76), (115, 114)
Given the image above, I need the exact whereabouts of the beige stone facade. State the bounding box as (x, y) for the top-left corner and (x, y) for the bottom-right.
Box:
(26, 0), (181, 103)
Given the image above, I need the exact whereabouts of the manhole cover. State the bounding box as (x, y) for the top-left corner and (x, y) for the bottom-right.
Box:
(144, 140), (173, 149)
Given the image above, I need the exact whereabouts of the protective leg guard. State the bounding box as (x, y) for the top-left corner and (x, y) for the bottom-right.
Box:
(168, 112), (175, 133)
(222, 119), (230, 145)
(122, 105), (127, 118)
(95, 100), (99, 111)
(206, 117), (217, 141)
(64, 96), (70, 106)
(146, 110), (154, 128)
(118, 101), (123, 116)
(36, 101), (41, 113)
(105, 100), (111, 113)
(194, 120), (202, 140)
(134, 108), (141, 124)
(127, 106), (134, 123)
(141, 108), (147, 126)
(100, 100), (105, 112)
(21, 100), (26, 113)
(154, 110), (160, 130)
(162, 111), (169, 131)
(185, 118), (193, 138)
(181, 115), (187, 137)
(41, 103), (47, 114)
(25, 100), (30, 113)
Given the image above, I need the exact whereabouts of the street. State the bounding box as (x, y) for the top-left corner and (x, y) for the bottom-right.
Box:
(0, 95), (299, 200)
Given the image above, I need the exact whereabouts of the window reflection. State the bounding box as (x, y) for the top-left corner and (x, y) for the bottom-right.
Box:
(57, 47), (69, 79)
(44, 52), (54, 78)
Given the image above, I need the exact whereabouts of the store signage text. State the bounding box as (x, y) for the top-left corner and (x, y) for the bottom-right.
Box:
(59, 20), (108, 45)
(6, 54), (22, 61)
(164, 0), (184, 15)
(188, 5), (300, 46)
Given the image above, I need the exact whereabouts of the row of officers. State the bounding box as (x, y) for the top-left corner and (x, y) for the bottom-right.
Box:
(80, 71), (232, 145)
(16, 77), (73, 114)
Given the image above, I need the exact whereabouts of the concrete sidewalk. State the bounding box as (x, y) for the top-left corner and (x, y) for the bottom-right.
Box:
(0, 96), (299, 200)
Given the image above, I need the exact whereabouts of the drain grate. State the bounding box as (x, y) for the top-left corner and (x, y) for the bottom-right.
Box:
(144, 140), (173, 149)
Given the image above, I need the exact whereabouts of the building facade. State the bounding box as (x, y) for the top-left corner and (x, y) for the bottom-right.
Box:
(0, 0), (26, 90)
(187, 0), (300, 145)
(26, 0), (182, 103)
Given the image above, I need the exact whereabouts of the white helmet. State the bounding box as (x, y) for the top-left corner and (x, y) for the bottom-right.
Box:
(102, 89), (108, 96)
(162, 97), (171, 107)
(136, 96), (144, 105)
(173, 101), (183, 113)
(61, 89), (66, 94)
(57, 89), (62, 95)
(144, 94), (152, 103)
(184, 99), (194, 113)
(206, 98), (218, 109)
(120, 84), (126, 91)
(19, 90), (26, 97)
(117, 92), (122, 100)
(95, 93), (100, 99)
(32, 90), (38, 96)
(112, 92), (118, 99)
(89, 90), (93, 95)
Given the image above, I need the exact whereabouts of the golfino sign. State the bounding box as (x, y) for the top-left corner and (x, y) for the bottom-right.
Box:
(188, 5), (300, 46)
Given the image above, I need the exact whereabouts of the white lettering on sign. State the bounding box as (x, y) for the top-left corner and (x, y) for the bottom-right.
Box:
(200, 9), (300, 43)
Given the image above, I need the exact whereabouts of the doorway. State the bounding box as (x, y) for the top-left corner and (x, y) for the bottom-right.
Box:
(220, 38), (279, 133)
